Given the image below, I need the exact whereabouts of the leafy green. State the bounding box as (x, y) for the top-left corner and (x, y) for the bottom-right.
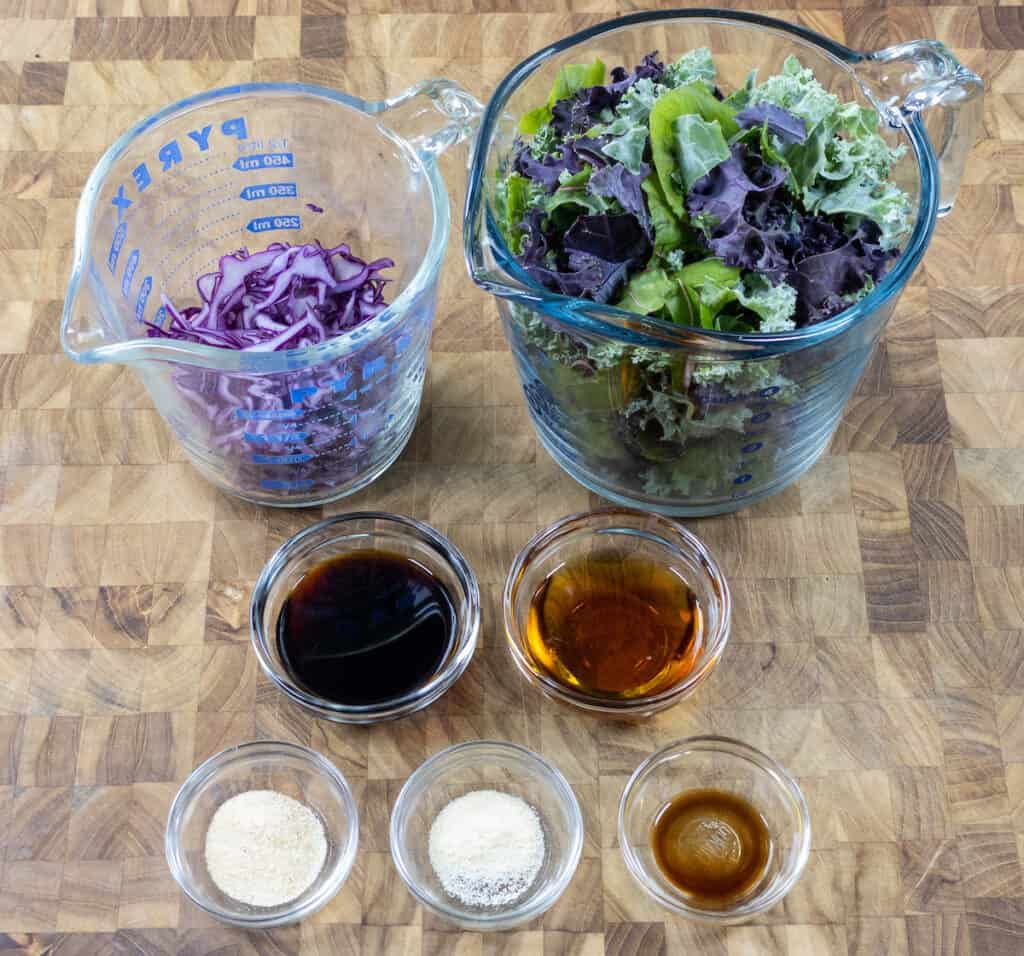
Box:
(615, 265), (673, 316)
(589, 78), (662, 175)
(723, 69), (758, 111)
(641, 178), (685, 254)
(734, 275), (798, 331)
(519, 60), (606, 134)
(649, 85), (739, 217)
(541, 168), (615, 226)
(600, 126), (649, 174)
(805, 177), (911, 248)
(663, 47), (716, 90)
(496, 172), (537, 249)
(529, 124), (559, 159)
(748, 55), (910, 247)
(749, 55), (839, 129)
(673, 114), (731, 192)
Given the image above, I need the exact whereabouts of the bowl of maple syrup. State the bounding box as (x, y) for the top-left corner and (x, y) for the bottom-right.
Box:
(251, 513), (480, 724)
(502, 508), (730, 716)
(619, 736), (811, 923)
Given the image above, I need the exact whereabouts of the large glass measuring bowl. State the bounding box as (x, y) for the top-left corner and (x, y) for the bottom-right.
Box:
(63, 81), (481, 507)
(465, 12), (982, 516)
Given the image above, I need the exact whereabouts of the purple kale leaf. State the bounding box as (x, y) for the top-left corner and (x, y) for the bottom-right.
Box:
(610, 52), (665, 94)
(520, 212), (651, 304)
(687, 143), (897, 325)
(735, 103), (807, 146)
(588, 161), (652, 239)
(513, 140), (584, 193)
(687, 144), (792, 271)
(787, 218), (898, 325)
(563, 212), (651, 265)
(551, 85), (619, 137)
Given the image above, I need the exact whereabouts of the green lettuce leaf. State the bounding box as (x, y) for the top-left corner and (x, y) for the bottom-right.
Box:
(649, 85), (739, 217)
(641, 178), (685, 254)
(673, 114), (731, 193)
(519, 60), (606, 134)
(615, 264), (674, 315)
(495, 172), (536, 250)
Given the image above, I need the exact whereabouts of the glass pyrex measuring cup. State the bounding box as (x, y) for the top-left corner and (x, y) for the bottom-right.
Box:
(62, 81), (481, 507)
(465, 11), (982, 516)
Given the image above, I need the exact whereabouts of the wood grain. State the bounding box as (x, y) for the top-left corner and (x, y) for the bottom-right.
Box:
(0, 3), (1019, 955)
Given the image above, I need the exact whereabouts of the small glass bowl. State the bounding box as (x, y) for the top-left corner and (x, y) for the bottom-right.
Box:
(250, 512), (480, 723)
(619, 736), (811, 923)
(389, 740), (584, 931)
(503, 508), (730, 716)
(165, 740), (359, 928)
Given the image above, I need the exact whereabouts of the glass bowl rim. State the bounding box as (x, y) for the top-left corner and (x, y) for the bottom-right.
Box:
(502, 507), (731, 713)
(164, 738), (360, 928)
(249, 511), (482, 722)
(617, 734), (812, 921)
(388, 739), (585, 928)
(463, 9), (938, 356)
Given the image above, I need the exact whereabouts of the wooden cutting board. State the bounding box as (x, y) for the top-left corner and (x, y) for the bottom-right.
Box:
(0, 3), (1021, 954)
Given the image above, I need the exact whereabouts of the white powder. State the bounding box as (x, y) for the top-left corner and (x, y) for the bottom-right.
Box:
(428, 789), (546, 907)
(204, 789), (328, 908)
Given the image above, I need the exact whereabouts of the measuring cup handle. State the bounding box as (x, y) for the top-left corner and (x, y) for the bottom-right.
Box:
(856, 40), (983, 216)
(378, 79), (485, 161)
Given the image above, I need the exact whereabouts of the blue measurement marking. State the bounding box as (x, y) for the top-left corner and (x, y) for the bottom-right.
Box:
(394, 333), (411, 355)
(252, 453), (312, 465)
(363, 356), (387, 380)
(261, 478), (315, 490)
(329, 372), (353, 392)
(121, 249), (139, 297)
(234, 408), (303, 421)
(734, 474), (753, 485)
(134, 276), (152, 322)
(759, 386), (781, 398)
(247, 215), (301, 234)
(289, 386), (317, 404)
(742, 442), (763, 454)
(240, 182), (298, 201)
(233, 153), (294, 171)
(750, 411), (772, 424)
(153, 306), (166, 327)
(244, 431), (308, 444)
(108, 222), (127, 274)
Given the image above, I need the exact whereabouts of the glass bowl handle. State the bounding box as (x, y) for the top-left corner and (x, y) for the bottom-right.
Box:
(857, 40), (983, 216)
(377, 79), (484, 161)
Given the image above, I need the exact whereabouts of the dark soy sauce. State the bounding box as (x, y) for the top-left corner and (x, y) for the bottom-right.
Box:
(277, 550), (456, 706)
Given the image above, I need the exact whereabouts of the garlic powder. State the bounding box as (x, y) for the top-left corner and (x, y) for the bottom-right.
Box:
(204, 789), (328, 908)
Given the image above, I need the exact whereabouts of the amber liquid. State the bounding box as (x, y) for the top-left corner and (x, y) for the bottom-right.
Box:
(651, 789), (771, 908)
(525, 549), (703, 698)
(277, 550), (455, 706)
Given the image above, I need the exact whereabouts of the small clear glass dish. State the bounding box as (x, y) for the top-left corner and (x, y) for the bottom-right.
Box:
(503, 508), (730, 716)
(389, 740), (584, 931)
(165, 740), (359, 928)
(250, 512), (481, 724)
(619, 736), (811, 923)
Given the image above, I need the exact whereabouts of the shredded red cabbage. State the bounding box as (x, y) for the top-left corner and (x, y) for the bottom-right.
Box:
(147, 241), (393, 352)
(146, 241), (413, 503)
